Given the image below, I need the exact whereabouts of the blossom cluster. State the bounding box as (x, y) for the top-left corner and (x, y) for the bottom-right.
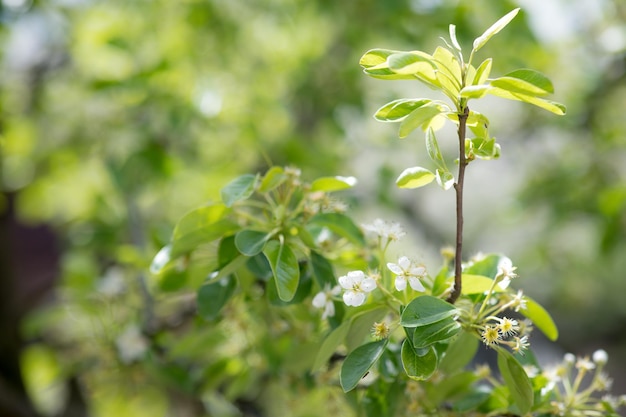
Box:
(480, 316), (530, 354)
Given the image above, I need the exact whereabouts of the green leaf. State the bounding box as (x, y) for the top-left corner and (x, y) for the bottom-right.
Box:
(258, 166), (287, 192)
(266, 265), (311, 306)
(197, 275), (237, 321)
(340, 339), (388, 392)
(497, 349), (533, 414)
(425, 127), (445, 169)
(485, 87), (566, 115)
(412, 319), (461, 349)
(263, 240), (300, 302)
(435, 169), (455, 190)
(396, 167), (435, 189)
(310, 175), (357, 192)
(374, 99), (432, 122)
(399, 103), (444, 138)
(308, 212), (365, 246)
(490, 76), (551, 97)
(439, 332), (480, 374)
(359, 49), (418, 80)
(460, 84), (491, 99)
(505, 68), (554, 94)
(401, 340), (437, 380)
(473, 58), (492, 85)
(171, 205), (239, 257)
(221, 174), (257, 207)
(310, 251), (336, 288)
(401, 295), (458, 327)
(463, 253), (506, 279)
(217, 235), (239, 268)
(461, 274), (505, 294)
(520, 296), (559, 341)
(432, 46), (462, 92)
(387, 51), (437, 76)
(312, 320), (351, 372)
(346, 306), (387, 351)
(234, 229), (271, 256)
(472, 8), (520, 52)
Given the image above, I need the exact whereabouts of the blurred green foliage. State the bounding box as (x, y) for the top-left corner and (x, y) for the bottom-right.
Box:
(1, 0), (625, 416)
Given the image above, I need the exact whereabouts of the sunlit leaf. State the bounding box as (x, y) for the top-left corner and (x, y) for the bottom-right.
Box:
(425, 127), (445, 169)
(399, 102), (445, 138)
(401, 295), (458, 327)
(473, 58), (492, 85)
(486, 87), (566, 115)
(360, 48), (418, 80)
(497, 349), (533, 414)
(491, 75), (551, 97)
(472, 8), (520, 52)
(435, 169), (455, 190)
(263, 240), (300, 302)
(150, 244), (172, 274)
(340, 339), (388, 392)
(396, 167), (435, 189)
(449, 24), (462, 51)
(258, 166), (287, 192)
(401, 340), (437, 380)
(460, 85), (491, 99)
(387, 51), (437, 76)
(311, 175), (357, 192)
(505, 68), (554, 93)
(375, 98), (432, 122)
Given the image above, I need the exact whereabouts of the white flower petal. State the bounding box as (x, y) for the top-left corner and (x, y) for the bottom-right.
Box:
(338, 274), (352, 289)
(347, 270), (365, 281)
(312, 292), (327, 309)
(361, 277), (377, 292)
(387, 262), (403, 275)
(408, 277), (425, 292)
(398, 256), (411, 270)
(322, 302), (335, 319)
(344, 291), (365, 307)
(395, 276), (407, 291)
(410, 266), (426, 277)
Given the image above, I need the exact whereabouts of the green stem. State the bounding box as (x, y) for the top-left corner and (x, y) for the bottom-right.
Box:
(447, 105), (470, 304)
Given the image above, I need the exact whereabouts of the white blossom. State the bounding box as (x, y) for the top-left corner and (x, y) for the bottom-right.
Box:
(361, 218), (406, 242)
(496, 257), (517, 289)
(386, 256), (426, 292)
(338, 271), (377, 307)
(312, 285), (341, 319)
(116, 325), (148, 363)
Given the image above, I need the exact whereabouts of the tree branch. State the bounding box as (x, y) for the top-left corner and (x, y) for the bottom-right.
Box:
(447, 106), (470, 304)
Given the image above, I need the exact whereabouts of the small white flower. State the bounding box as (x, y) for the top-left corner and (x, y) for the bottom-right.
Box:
(116, 325), (148, 363)
(496, 257), (517, 289)
(576, 357), (595, 371)
(97, 267), (126, 297)
(312, 285), (341, 319)
(338, 270), (377, 307)
(362, 218), (406, 242)
(495, 317), (519, 337)
(512, 335), (530, 355)
(563, 353), (576, 365)
(512, 290), (527, 312)
(387, 256), (426, 292)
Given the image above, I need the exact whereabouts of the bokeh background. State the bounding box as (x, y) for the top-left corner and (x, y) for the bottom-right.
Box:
(1, 0), (625, 416)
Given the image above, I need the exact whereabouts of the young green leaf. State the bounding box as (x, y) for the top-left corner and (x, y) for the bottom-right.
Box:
(375, 98), (432, 122)
(263, 240), (300, 302)
(387, 51), (437, 76)
(171, 205), (239, 257)
(473, 58), (493, 85)
(399, 103), (445, 138)
(401, 340), (438, 380)
(401, 295), (458, 327)
(310, 175), (357, 192)
(396, 167), (435, 189)
(448, 24), (462, 51)
(340, 339), (388, 392)
(197, 275), (238, 321)
(504, 68), (554, 93)
(258, 166), (287, 192)
(490, 76), (551, 97)
(359, 48), (418, 80)
(412, 318), (461, 349)
(472, 8), (520, 52)
(150, 244), (172, 275)
(435, 169), (455, 190)
(461, 274), (506, 294)
(497, 349), (533, 414)
(485, 87), (566, 115)
(425, 127), (445, 169)
(234, 229), (271, 256)
(520, 296), (559, 341)
(221, 174), (258, 207)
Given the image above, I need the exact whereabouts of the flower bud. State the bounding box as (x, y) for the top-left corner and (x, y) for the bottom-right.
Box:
(593, 349), (608, 365)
